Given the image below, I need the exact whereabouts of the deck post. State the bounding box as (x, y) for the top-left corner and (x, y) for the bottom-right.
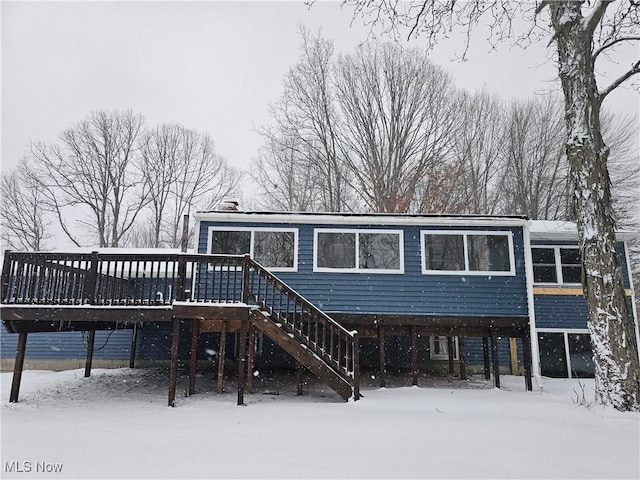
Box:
(447, 336), (455, 374)
(237, 316), (248, 406)
(509, 338), (519, 375)
(247, 323), (255, 393)
(9, 332), (28, 403)
(296, 364), (304, 396)
(522, 332), (533, 391)
(168, 318), (180, 407)
(458, 336), (466, 380)
(129, 324), (138, 368)
(188, 319), (200, 396)
(85, 251), (99, 304)
(378, 325), (386, 388)
(1, 250), (13, 302)
(84, 330), (96, 378)
(217, 322), (227, 394)
(482, 336), (491, 380)
(411, 326), (419, 386)
(491, 329), (501, 389)
(353, 331), (360, 401)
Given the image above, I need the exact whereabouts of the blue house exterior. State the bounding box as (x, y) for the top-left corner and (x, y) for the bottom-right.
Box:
(1, 212), (638, 390)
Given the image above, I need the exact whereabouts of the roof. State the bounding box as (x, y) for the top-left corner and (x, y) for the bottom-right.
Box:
(193, 210), (530, 227)
(530, 220), (638, 241)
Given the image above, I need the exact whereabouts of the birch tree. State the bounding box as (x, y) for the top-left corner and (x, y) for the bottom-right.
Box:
(343, 0), (640, 410)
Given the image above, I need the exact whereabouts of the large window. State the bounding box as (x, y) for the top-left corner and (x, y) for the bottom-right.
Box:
(532, 246), (581, 284)
(537, 330), (594, 378)
(421, 230), (514, 275)
(314, 229), (403, 273)
(208, 227), (297, 271)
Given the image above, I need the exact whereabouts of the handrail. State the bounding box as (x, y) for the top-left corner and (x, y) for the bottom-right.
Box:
(244, 256), (359, 390)
(1, 251), (245, 306)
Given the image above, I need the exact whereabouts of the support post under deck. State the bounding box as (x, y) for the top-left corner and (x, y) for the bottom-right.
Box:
(237, 318), (247, 406)
(217, 323), (227, 394)
(129, 324), (138, 369)
(411, 326), (419, 386)
(491, 330), (501, 389)
(9, 332), (28, 403)
(378, 325), (386, 388)
(246, 323), (255, 393)
(522, 332), (533, 391)
(84, 330), (96, 378)
(189, 319), (200, 396)
(482, 337), (491, 380)
(458, 336), (466, 380)
(448, 336), (455, 374)
(168, 318), (180, 407)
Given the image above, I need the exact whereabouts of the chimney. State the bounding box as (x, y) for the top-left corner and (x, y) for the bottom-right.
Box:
(217, 200), (240, 211)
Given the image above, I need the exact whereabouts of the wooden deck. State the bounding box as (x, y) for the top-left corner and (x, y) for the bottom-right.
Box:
(1, 251), (360, 405)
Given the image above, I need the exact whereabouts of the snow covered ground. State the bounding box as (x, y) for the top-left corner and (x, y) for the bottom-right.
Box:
(1, 368), (638, 479)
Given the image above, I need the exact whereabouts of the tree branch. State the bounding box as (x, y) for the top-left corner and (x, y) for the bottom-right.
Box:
(594, 36), (640, 62)
(599, 59), (640, 102)
(583, 0), (614, 35)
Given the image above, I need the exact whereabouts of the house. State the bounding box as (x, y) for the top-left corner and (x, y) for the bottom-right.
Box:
(1, 210), (638, 404)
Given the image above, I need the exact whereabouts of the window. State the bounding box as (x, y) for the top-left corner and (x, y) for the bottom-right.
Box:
(314, 229), (403, 273)
(208, 227), (297, 271)
(429, 336), (459, 360)
(537, 330), (594, 378)
(532, 246), (581, 284)
(421, 231), (515, 275)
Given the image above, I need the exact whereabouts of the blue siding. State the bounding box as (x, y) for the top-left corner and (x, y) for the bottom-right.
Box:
(534, 296), (588, 329)
(1, 329), (133, 359)
(199, 221), (529, 317)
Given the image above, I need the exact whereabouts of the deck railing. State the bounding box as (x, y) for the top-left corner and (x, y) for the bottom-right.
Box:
(1, 251), (246, 306)
(244, 257), (359, 391)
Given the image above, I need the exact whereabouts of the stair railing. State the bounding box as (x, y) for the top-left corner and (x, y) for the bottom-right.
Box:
(243, 255), (359, 398)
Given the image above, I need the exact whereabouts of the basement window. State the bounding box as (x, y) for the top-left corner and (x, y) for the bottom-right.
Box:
(314, 229), (404, 273)
(208, 227), (297, 271)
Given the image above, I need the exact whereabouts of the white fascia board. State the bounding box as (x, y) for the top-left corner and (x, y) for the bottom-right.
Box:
(193, 211), (530, 228)
(529, 220), (639, 242)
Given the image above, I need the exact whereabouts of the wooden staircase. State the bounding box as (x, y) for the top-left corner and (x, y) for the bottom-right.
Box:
(244, 258), (360, 401)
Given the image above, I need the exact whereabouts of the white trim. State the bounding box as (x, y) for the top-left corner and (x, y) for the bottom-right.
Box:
(523, 223), (542, 384)
(536, 328), (590, 333)
(420, 230), (516, 276)
(194, 211), (530, 228)
(623, 240), (640, 365)
(206, 226), (299, 272)
(312, 228), (405, 274)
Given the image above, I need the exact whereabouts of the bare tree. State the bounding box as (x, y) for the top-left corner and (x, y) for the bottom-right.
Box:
(255, 28), (351, 212)
(0, 161), (50, 251)
(499, 95), (569, 219)
(139, 124), (240, 248)
(334, 42), (457, 213)
(29, 110), (149, 248)
(451, 89), (506, 215)
(342, 0), (640, 410)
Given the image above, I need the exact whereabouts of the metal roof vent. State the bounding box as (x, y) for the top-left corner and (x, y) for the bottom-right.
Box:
(217, 200), (240, 211)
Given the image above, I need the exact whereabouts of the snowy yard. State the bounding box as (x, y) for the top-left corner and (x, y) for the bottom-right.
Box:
(1, 368), (638, 479)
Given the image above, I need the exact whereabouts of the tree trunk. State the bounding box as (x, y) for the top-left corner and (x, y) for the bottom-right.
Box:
(550, 3), (640, 411)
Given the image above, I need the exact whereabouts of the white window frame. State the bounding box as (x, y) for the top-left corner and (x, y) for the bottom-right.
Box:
(313, 228), (405, 274)
(429, 335), (459, 360)
(420, 230), (516, 276)
(532, 245), (581, 286)
(537, 328), (592, 379)
(207, 226), (298, 272)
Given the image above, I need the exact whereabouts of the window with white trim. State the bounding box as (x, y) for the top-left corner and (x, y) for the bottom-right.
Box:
(314, 229), (404, 273)
(421, 230), (515, 275)
(429, 336), (459, 360)
(532, 246), (581, 284)
(208, 227), (298, 271)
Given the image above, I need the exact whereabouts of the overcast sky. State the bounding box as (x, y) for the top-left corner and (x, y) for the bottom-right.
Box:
(2, 1), (638, 184)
